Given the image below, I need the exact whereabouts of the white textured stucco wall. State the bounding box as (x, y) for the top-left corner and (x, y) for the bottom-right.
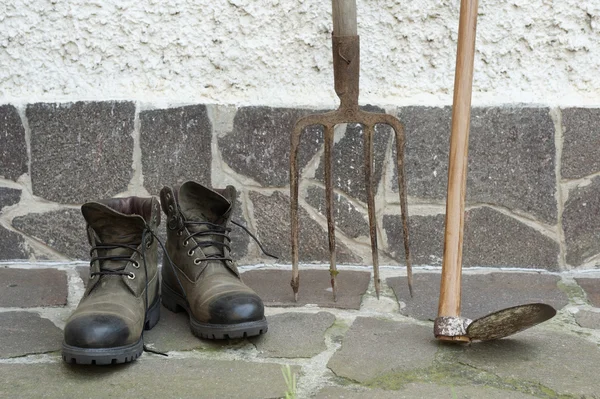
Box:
(1, 0), (599, 107)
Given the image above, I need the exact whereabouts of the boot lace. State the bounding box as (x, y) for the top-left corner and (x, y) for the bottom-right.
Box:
(182, 219), (278, 262)
(88, 228), (168, 357)
(144, 223), (276, 354)
(89, 244), (143, 279)
(86, 220), (276, 357)
(162, 219), (278, 304)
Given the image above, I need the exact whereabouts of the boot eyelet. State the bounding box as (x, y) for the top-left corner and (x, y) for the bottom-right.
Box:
(127, 272), (136, 280)
(177, 230), (183, 236)
(168, 204), (174, 212)
(132, 261), (140, 269)
(194, 258), (201, 265)
(166, 192), (171, 199)
(188, 249), (195, 256)
(183, 240), (189, 246)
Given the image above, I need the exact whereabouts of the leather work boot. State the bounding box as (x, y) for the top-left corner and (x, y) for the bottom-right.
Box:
(160, 181), (268, 339)
(62, 197), (162, 365)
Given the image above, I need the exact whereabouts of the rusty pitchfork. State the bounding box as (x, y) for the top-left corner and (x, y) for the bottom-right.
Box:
(290, 0), (412, 301)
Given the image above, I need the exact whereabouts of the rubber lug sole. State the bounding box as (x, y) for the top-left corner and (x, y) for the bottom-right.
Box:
(61, 296), (161, 365)
(161, 283), (268, 340)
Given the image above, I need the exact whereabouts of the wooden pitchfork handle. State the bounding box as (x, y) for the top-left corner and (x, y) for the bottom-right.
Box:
(437, 0), (479, 341)
(332, 0), (357, 36)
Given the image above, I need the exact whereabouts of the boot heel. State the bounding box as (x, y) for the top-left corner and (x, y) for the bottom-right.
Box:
(144, 297), (161, 331)
(161, 289), (184, 313)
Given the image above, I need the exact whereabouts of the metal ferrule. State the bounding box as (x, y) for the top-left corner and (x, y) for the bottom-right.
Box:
(434, 316), (473, 338)
(332, 35), (360, 111)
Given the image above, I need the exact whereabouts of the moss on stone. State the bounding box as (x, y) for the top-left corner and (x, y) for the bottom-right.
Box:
(325, 318), (349, 336)
(362, 361), (577, 398)
(557, 280), (588, 304)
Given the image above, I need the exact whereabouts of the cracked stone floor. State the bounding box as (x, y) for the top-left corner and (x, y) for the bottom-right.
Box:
(1, 263), (600, 398)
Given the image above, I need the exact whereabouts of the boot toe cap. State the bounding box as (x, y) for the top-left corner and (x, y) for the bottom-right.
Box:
(208, 293), (264, 324)
(64, 315), (132, 348)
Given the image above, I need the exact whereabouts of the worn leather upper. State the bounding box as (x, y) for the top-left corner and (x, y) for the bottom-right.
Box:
(160, 181), (264, 325)
(64, 197), (161, 348)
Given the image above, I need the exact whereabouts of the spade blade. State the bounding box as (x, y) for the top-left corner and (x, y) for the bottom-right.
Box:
(467, 303), (556, 341)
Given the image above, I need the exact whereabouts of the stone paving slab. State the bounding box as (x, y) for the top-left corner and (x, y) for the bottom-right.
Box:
(0, 311), (63, 358)
(243, 269), (370, 310)
(0, 268), (67, 307)
(251, 311), (335, 358)
(447, 329), (600, 397)
(315, 386), (400, 399)
(143, 305), (230, 353)
(327, 317), (437, 384)
(574, 278), (600, 307)
(388, 272), (568, 321)
(0, 358), (297, 399)
(315, 384), (537, 398)
(1, 265), (599, 398)
(575, 310), (600, 329)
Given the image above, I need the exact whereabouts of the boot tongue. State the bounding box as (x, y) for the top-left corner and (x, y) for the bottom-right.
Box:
(82, 201), (146, 271)
(178, 181), (234, 262)
(178, 181), (231, 223)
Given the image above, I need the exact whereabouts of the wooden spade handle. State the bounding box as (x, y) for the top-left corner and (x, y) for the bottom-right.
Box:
(332, 0), (357, 36)
(438, 0), (479, 318)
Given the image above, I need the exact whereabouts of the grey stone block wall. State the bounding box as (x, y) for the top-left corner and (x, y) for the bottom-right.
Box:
(0, 106), (28, 182)
(140, 105), (212, 194)
(28, 102), (135, 204)
(0, 102), (598, 271)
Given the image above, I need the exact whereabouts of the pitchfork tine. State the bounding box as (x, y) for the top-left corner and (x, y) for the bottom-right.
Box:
(290, 123), (302, 301)
(393, 122), (413, 297)
(290, 1), (413, 301)
(324, 125), (338, 301)
(363, 124), (381, 299)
